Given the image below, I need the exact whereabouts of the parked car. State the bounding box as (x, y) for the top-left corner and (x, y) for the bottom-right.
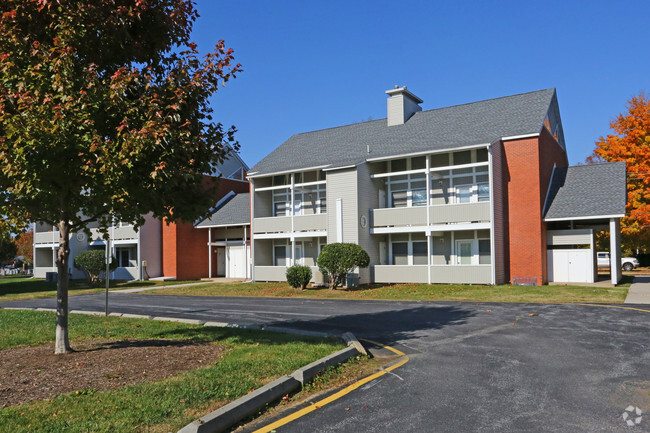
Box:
(596, 252), (640, 271)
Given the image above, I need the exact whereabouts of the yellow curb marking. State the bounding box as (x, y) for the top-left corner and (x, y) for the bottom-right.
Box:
(252, 339), (408, 433)
(576, 303), (650, 313)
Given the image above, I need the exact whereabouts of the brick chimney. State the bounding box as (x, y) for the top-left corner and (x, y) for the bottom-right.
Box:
(385, 85), (423, 126)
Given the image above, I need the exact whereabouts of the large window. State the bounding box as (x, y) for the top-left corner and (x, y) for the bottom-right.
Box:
(390, 233), (428, 265)
(270, 171), (326, 216)
(273, 245), (288, 266)
(432, 165), (490, 204)
(387, 158), (427, 208)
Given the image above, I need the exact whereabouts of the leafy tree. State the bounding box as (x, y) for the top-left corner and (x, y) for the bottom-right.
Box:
(74, 249), (117, 286)
(588, 93), (650, 254)
(286, 264), (312, 290)
(317, 243), (370, 290)
(0, 232), (17, 264)
(13, 229), (33, 264)
(0, 1), (241, 353)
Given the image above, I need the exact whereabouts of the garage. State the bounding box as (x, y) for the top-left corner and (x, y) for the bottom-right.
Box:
(546, 229), (595, 284)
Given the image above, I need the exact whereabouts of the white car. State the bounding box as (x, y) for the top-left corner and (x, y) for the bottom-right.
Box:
(596, 252), (640, 271)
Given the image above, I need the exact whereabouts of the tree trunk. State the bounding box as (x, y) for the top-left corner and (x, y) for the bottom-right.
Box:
(55, 221), (72, 354)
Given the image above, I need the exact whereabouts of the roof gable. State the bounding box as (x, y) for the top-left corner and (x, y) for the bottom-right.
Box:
(250, 88), (557, 176)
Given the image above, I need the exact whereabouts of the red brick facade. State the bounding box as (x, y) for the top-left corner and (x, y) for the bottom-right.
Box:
(161, 177), (249, 281)
(502, 128), (568, 284)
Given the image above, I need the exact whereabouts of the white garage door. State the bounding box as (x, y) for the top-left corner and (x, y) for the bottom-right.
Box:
(227, 245), (248, 279)
(548, 249), (593, 283)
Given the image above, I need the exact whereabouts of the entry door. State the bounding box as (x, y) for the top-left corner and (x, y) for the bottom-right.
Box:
(227, 245), (246, 278)
(456, 240), (472, 265)
(548, 250), (592, 283)
(216, 247), (226, 277)
(294, 244), (303, 266)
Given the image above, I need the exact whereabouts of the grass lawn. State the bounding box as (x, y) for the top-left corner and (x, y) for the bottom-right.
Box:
(0, 309), (365, 433)
(0, 276), (194, 302)
(143, 279), (630, 304)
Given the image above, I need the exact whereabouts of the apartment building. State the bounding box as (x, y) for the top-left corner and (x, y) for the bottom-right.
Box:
(33, 155), (249, 281)
(248, 87), (626, 285)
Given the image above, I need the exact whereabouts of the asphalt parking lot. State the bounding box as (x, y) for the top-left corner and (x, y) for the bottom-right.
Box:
(3, 294), (648, 432)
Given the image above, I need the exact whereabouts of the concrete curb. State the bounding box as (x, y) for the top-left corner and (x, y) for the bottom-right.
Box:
(152, 316), (205, 325)
(177, 375), (301, 433)
(342, 331), (368, 355)
(290, 346), (359, 385)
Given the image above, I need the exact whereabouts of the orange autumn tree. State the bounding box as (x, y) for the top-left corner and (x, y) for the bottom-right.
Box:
(588, 93), (650, 255)
(13, 229), (33, 264)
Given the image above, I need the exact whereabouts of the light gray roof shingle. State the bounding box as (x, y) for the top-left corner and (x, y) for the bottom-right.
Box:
(250, 88), (558, 176)
(195, 192), (250, 228)
(544, 162), (627, 220)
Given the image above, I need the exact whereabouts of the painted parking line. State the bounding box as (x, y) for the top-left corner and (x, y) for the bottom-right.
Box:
(252, 340), (409, 433)
(576, 303), (650, 314)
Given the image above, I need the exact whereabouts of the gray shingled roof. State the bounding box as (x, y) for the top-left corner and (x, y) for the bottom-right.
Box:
(195, 193), (250, 228)
(250, 88), (558, 176)
(544, 162), (627, 220)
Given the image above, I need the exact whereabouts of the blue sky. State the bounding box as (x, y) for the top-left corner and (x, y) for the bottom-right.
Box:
(192, 0), (649, 167)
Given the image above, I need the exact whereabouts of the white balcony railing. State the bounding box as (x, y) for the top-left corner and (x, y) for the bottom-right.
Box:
(371, 202), (490, 228)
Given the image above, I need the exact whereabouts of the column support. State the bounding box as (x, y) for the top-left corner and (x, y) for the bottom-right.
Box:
(610, 218), (622, 284)
(208, 228), (212, 279)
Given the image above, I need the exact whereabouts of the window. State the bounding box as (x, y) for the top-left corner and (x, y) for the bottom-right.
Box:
(479, 239), (491, 264)
(412, 189), (427, 207)
(391, 190), (408, 208)
(412, 241), (428, 265)
(274, 245), (288, 266)
(478, 183), (490, 202)
(457, 185), (472, 203)
(273, 190), (290, 216)
(392, 243), (408, 265)
(116, 247), (135, 267)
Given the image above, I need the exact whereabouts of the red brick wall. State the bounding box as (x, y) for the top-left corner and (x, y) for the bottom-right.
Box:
(502, 130), (567, 285)
(161, 176), (250, 280)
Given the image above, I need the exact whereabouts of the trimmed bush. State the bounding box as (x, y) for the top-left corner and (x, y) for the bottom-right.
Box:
(317, 243), (370, 290)
(286, 265), (312, 290)
(74, 249), (117, 286)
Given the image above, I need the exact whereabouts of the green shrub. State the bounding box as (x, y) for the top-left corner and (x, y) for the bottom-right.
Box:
(286, 265), (312, 290)
(74, 249), (117, 286)
(317, 243), (369, 290)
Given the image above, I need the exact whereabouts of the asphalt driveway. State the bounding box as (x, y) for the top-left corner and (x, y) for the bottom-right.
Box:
(2, 293), (648, 432)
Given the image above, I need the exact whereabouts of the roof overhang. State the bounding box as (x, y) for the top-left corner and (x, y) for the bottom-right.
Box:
(365, 143), (491, 163)
(247, 164), (331, 179)
(544, 214), (625, 222)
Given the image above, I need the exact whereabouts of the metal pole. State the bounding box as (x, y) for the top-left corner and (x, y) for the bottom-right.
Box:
(105, 231), (110, 316)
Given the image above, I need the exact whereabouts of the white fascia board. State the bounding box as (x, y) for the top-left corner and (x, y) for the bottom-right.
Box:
(501, 133), (540, 141)
(293, 230), (327, 238)
(544, 214), (625, 222)
(34, 243), (59, 248)
(365, 143), (491, 163)
(322, 162), (363, 172)
(253, 232), (292, 240)
(370, 222), (490, 234)
(197, 223), (250, 229)
(112, 239), (137, 245)
(247, 165), (331, 179)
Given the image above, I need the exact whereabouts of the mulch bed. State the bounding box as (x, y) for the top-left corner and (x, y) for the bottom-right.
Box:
(0, 339), (225, 407)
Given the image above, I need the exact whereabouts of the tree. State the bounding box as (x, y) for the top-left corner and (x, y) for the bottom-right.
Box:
(13, 229), (33, 264)
(0, 1), (242, 353)
(317, 243), (370, 290)
(74, 249), (117, 286)
(588, 93), (650, 254)
(286, 264), (312, 290)
(0, 232), (17, 264)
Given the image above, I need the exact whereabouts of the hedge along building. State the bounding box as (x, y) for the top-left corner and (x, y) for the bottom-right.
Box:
(246, 87), (627, 286)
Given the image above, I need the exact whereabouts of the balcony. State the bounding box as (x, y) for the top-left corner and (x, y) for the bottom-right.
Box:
(34, 231), (58, 245)
(90, 226), (138, 243)
(253, 216), (291, 234)
(373, 264), (491, 284)
(371, 202), (490, 228)
(294, 214), (327, 232)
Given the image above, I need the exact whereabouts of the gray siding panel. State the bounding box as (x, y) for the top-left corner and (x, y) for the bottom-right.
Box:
(374, 265), (428, 283)
(356, 163), (379, 284)
(430, 265), (492, 284)
(547, 229), (592, 245)
(326, 168), (358, 244)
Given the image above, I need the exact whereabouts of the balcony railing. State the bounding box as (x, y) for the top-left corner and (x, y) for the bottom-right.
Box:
(373, 264), (491, 284)
(294, 214), (327, 232)
(90, 226), (138, 243)
(253, 216), (291, 234)
(34, 231), (58, 245)
(371, 202), (490, 228)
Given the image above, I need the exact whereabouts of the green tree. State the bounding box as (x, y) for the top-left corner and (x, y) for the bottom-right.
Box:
(286, 264), (312, 290)
(74, 249), (117, 286)
(0, 232), (17, 264)
(317, 243), (370, 290)
(0, 0), (241, 353)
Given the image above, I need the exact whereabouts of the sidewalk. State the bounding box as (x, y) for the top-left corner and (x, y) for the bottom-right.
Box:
(624, 275), (650, 304)
(115, 278), (245, 294)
